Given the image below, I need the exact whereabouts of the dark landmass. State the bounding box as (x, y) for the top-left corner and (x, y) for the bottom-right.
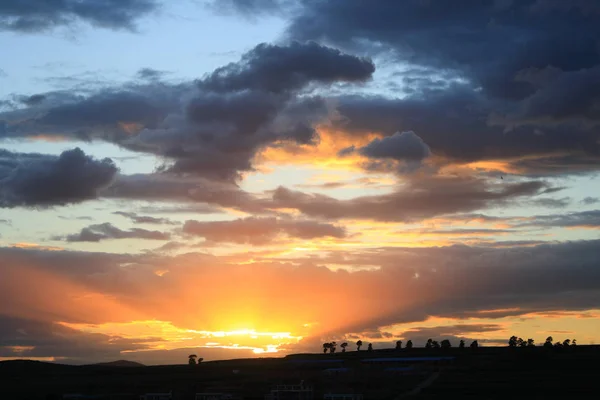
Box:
(87, 360), (146, 368)
(1, 346), (599, 399)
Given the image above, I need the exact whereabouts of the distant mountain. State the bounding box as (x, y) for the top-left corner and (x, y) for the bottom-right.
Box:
(88, 360), (145, 367)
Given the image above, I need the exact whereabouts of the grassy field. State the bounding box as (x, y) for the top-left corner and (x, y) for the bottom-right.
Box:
(1, 346), (598, 399)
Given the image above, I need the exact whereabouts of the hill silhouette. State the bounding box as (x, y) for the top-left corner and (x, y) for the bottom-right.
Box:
(1, 346), (599, 399)
(87, 360), (145, 368)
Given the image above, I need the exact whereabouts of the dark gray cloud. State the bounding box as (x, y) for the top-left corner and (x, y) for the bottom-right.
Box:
(490, 66), (600, 129)
(0, 0), (158, 33)
(19, 94), (46, 106)
(131, 42), (373, 180)
(214, 1), (600, 176)
(0, 83), (191, 142)
(268, 175), (551, 222)
(358, 131), (431, 162)
(2, 42), (374, 181)
(284, 0), (600, 99)
(332, 88), (600, 176)
(0, 148), (117, 208)
(183, 216), (347, 245)
(199, 41), (374, 94)
(62, 222), (170, 242)
(519, 210), (600, 229)
(136, 67), (168, 81)
(209, 0), (294, 17)
(582, 197), (599, 205)
(113, 211), (176, 225)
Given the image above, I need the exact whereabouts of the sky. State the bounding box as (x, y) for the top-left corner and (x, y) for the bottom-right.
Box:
(1, 0), (599, 365)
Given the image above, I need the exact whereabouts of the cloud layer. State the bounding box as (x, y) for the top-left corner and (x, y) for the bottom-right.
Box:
(1, 239), (599, 361)
(183, 217), (346, 245)
(63, 223), (170, 242)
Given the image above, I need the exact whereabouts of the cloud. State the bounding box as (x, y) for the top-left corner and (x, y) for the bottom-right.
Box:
(268, 175), (551, 222)
(0, 316), (156, 363)
(332, 89), (600, 176)
(113, 211), (176, 225)
(1, 239), (599, 338)
(183, 217), (347, 245)
(104, 171), (556, 225)
(0, 148), (117, 208)
(284, 0), (600, 100)
(582, 197), (599, 205)
(19, 94), (46, 106)
(199, 41), (374, 94)
(490, 66), (600, 130)
(394, 324), (507, 346)
(131, 42), (373, 181)
(0, 83), (190, 141)
(0, 0), (158, 33)
(359, 131), (431, 162)
(62, 223), (170, 242)
(136, 67), (168, 81)
(101, 173), (259, 213)
(209, 0), (293, 17)
(215, 1), (600, 176)
(2, 42), (374, 182)
(530, 197), (571, 208)
(518, 210), (600, 229)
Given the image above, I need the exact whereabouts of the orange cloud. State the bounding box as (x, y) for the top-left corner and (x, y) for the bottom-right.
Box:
(10, 242), (64, 251)
(256, 128), (381, 171)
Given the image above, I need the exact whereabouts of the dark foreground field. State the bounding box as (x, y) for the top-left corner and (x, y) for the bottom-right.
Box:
(1, 346), (599, 400)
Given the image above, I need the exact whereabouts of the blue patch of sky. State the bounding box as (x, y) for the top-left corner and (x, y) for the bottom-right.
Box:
(0, 2), (286, 95)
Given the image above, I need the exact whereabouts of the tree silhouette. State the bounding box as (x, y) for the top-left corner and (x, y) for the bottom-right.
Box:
(572, 339), (577, 346)
(188, 354), (197, 365)
(323, 342), (331, 354)
(367, 343), (373, 352)
(508, 336), (518, 347)
(406, 340), (413, 349)
(425, 339), (433, 349)
(470, 340), (478, 348)
(459, 339), (465, 349)
(527, 338), (535, 347)
(340, 342), (348, 352)
(544, 336), (553, 348)
(441, 339), (451, 349)
(330, 341), (337, 353)
(518, 338), (526, 348)
(432, 340), (440, 349)
(396, 340), (402, 350)
(356, 340), (363, 351)
(563, 339), (571, 347)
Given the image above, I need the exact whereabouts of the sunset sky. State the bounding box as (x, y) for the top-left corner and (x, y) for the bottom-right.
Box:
(1, 0), (600, 365)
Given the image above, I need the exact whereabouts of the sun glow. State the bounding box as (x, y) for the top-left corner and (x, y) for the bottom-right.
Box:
(59, 320), (303, 355)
